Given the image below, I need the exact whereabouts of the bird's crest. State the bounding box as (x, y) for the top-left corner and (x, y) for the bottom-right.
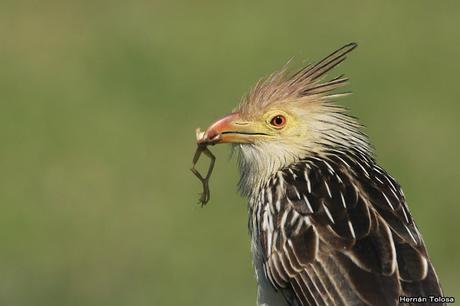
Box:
(236, 43), (357, 118)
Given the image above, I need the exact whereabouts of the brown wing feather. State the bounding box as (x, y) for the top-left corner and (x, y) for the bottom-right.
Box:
(257, 151), (443, 305)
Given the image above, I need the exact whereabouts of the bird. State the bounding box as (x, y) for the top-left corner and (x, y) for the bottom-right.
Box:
(196, 43), (444, 306)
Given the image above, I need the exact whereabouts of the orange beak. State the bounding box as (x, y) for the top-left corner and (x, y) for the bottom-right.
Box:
(197, 112), (266, 145)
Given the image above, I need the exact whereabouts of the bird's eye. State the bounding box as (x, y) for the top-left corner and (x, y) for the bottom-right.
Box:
(270, 115), (286, 128)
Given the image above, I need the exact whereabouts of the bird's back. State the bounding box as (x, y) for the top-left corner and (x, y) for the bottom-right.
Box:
(249, 149), (443, 306)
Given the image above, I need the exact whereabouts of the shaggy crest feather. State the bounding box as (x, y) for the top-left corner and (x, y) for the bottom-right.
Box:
(236, 43), (357, 119)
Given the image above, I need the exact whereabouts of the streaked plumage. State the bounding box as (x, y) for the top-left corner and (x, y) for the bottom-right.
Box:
(197, 43), (443, 305)
(248, 151), (442, 306)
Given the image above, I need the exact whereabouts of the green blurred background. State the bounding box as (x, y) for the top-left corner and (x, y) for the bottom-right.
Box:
(0, 1), (459, 305)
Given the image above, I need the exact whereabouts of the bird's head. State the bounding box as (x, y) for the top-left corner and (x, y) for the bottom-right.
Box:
(197, 43), (371, 195)
(198, 105), (306, 147)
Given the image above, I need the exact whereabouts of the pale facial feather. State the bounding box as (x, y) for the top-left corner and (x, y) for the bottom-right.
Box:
(233, 98), (371, 197)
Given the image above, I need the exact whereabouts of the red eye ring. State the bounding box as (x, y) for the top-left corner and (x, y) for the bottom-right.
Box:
(270, 115), (286, 128)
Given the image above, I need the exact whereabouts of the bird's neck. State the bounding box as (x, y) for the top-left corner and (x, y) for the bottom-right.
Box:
(234, 142), (306, 198)
(234, 143), (373, 201)
(233, 109), (373, 199)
